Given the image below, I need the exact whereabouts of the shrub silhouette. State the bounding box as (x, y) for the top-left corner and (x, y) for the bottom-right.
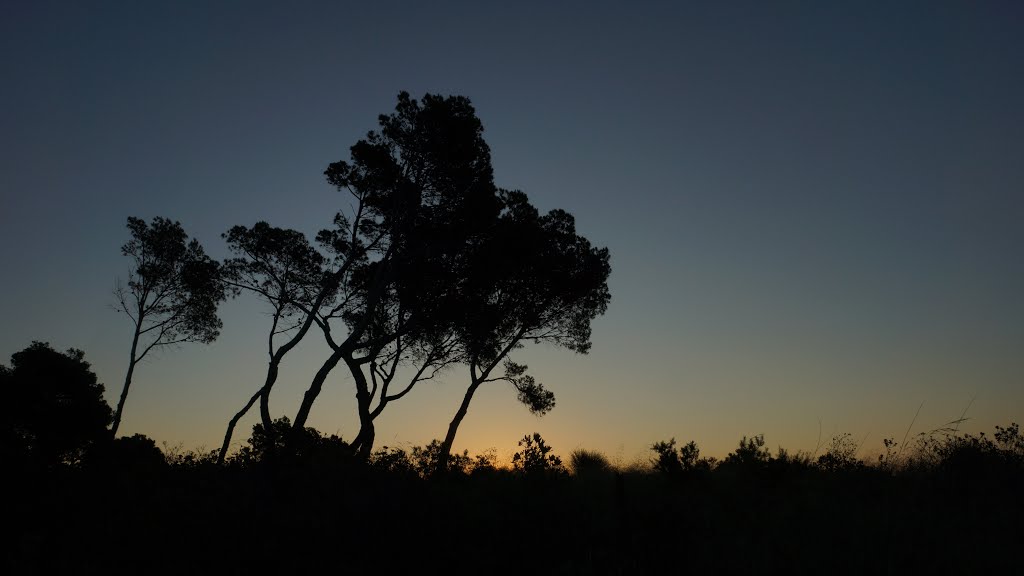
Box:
(651, 438), (715, 475)
(722, 434), (772, 470)
(371, 441), (486, 478)
(512, 432), (564, 475)
(87, 433), (166, 471)
(815, 433), (862, 472)
(233, 416), (349, 468)
(569, 448), (612, 476)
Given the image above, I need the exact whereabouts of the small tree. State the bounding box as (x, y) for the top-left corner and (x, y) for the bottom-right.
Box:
(1, 342), (112, 466)
(111, 216), (226, 437)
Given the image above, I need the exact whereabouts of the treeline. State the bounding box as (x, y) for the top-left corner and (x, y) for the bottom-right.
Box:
(7, 410), (1021, 573)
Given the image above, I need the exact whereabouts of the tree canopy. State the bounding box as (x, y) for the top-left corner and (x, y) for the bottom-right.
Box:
(112, 216), (226, 436)
(215, 222), (332, 462)
(289, 92), (509, 456)
(207, 92), (610, 463)
(1, 341), (112, 466)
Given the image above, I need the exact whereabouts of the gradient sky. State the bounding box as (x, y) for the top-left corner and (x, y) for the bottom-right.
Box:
(2, 1), (1021, 464)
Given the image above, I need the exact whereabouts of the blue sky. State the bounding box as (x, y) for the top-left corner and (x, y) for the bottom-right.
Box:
(2, 1), (1021, 462)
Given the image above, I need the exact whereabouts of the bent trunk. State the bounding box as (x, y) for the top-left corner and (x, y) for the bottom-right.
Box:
(216, 358), (282, 463)
(217, 387), (262, 464)
(258, 362), (278, 431)
(111, 326), (142, 437)
(293, 348), (345, 430)
(436, 379), (483, 473)
(347, 355), (376, 459)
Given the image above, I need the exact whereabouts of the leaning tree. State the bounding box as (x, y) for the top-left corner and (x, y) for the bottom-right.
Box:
(290, 92), (503, 458)
(112, 216), (226, 437)
(243, 92), (610, 462)
(216, 222), (335, 462)
(435, 189), (611, 471)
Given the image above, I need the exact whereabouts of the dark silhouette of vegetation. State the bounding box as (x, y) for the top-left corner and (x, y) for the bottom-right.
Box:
(437, 189), (611, 471)
(86, 433), (166, 472)
(221, 91), (610, 464)
(5, 91), (1017, 573)
(1, 342), (112, 466)
(651, 437), (715, 475)
(111, 216), (226, 437)
(5, 403), (1021, 574)
(569, 448), (613, 476)
(288, 92), (512, 459)
(815, 432), (863, 472)
(216, 223), (331, 462)
(512, 432), (565, 476)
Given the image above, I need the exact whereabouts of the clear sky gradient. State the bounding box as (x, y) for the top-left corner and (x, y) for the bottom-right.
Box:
(2, 1), (1021, 463)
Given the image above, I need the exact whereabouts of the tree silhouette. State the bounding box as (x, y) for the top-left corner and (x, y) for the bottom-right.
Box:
(220, 92), (608, 461)
(216, 222), (331, 462)
(111, 216), (226, 437)
(1, 341), (112, 466)
(436, 189), (611, 470)
(290, 92), (503, 458)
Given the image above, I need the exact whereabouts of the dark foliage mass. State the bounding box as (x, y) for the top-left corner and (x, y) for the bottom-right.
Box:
(6, 422), (1022, 574)
(210, 92), (611, 468)
(1, 342), (112, 466)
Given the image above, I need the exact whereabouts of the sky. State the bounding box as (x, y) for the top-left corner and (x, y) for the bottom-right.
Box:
(2, 1), (1022, 464)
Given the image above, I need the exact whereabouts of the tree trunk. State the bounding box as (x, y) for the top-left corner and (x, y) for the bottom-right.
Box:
(293, 348), (344, 430)
(217, 387), (262, 464)
(436, 380), (482, 473)
(344, 353), (376, 459)
(258, 361), (278, 431)
(216, 357), (283, 463)
(111, 325), (142, 437)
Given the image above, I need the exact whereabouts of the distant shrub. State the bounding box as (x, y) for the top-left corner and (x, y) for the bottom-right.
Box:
(371, 445), (416, 475)
(413, 440), (472, 477)
(569, 448), (612, 476)
(816, 433), (863, 472)
(877, 437), (902, 471)
(231, 417), (350, 468)
(907, 421), (1024, 477)
(371, 441), (483, 478)
(87, 433), (166, 471)
(652, 438), (715, 475)
(163, 442), (220, 469)
(651, 438), (682, 474)
(512, 433), (564, 475)
(994, 422), (1023, 457)
(721, 434), (771, 471)
(469, 448), (499, 476)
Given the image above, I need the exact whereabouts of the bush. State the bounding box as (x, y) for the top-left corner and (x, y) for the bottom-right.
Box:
(231, 416), (350, 468)
(651, 438), (714, 475)
(816, 433), (863, 472)
(722, 434), (771, 469)
(569, 448), (612, 476)
(87, 433), (166, 471)
(512, 433), (564, 475)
